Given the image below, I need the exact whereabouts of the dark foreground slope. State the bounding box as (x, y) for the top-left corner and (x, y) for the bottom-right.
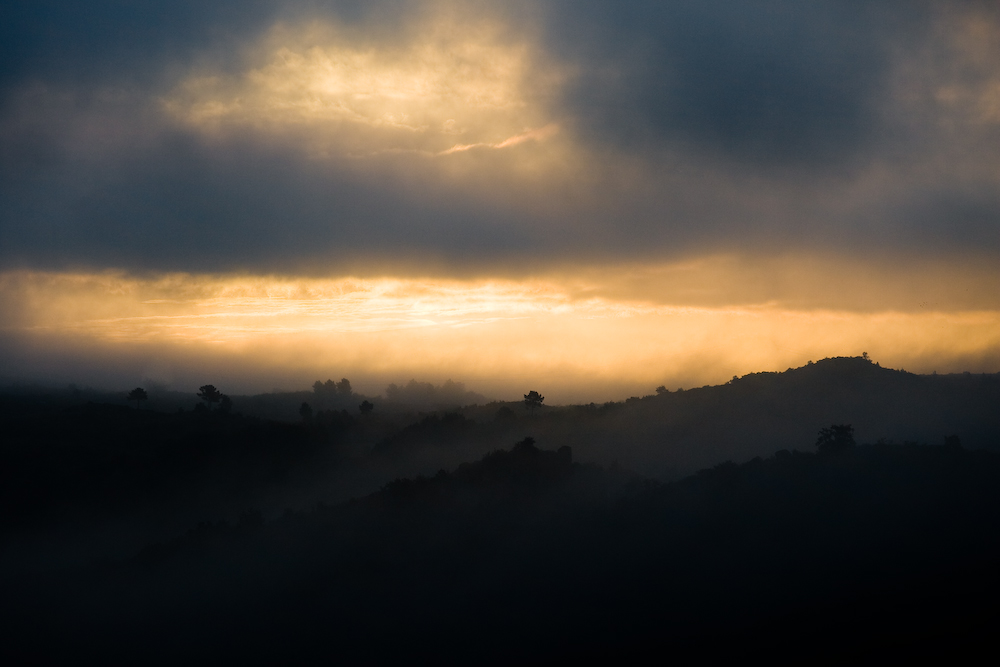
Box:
(5, 438), (999, 664)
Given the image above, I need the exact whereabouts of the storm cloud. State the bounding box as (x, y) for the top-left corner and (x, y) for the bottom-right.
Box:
(1, 0), (998, 272)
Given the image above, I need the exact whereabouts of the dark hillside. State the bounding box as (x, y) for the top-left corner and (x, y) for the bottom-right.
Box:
(4, 438), (999, 663)
(4, 357), (998, 576)
(8, 357), (997, 483)
(0, 403), (316, 538)
(483, 357), (1000, 477)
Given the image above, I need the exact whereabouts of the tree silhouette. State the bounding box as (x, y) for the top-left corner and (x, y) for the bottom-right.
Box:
(197, 385), (222, 411)
(524, 390), (544, 416)
(314, 379), (338, 396)
(300, 402), (313, 421)
(816, 424), (855, 454)
(219, 395), (233, 414)
(655, 385), (668, 395)
(127, 387), (148, 409)
(337, 378), (353, 397)
(359, 400), (374, 415)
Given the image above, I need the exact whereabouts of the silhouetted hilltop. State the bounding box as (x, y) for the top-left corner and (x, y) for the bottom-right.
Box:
(5, 437), (999, 663)
(466, 356), (1000, 477)
(5, 355), (998, 548)
(7, 357), (996, 484)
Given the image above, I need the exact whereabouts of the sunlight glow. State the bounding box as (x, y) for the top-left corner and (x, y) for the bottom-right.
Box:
(3, 270), (1000, 401)
(164, 11), (565, 160)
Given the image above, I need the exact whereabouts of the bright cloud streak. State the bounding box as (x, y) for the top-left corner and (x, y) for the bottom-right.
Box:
(164, 11), (566, 161)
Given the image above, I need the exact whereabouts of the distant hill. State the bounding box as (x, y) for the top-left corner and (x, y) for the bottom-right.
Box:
(457, 356), (1000, 478)
(3, 355), (998, 581)
(0, 377), (485, 423)
(3, 358), (1000, 662)
(7, 357), (996, 483)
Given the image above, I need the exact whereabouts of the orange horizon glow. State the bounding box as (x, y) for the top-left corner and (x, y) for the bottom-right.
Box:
(2, 268), (1000, 403)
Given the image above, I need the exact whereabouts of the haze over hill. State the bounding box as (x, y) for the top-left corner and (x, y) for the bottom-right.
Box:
(6, 356), (998, 482)
(498, 356), (1000, 476)
(5, 429), (1000, 662)
(4, 352), (1000, 661)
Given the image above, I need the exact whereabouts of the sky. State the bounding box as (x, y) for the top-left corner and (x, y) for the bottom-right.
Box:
(1, 1), (999, 402)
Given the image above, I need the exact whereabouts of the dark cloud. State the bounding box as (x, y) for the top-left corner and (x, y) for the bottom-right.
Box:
(896, 188), (1000, 252)
(0, 1), (276, 90)
(0, 125), (553, 272)
(545, 1), (917, 166)
(0, 1), (420, 90)
(0, 0), (998, 272)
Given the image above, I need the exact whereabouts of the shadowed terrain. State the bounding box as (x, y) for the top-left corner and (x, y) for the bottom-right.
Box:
(2, 357), (999, 662)
(3, 437), (999, 663)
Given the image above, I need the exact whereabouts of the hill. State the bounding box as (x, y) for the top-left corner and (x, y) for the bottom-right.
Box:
(4, 356), (999, 572)
(456, 356), (1000, 477)
(4, 438), (999, 663)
